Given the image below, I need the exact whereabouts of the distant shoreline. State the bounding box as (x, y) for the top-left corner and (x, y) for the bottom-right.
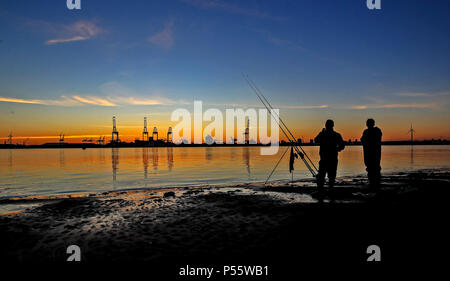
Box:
(0, 140), (449, 149)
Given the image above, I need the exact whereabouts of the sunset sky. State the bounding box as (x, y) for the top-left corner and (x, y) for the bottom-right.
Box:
(1, 0), (449, 144)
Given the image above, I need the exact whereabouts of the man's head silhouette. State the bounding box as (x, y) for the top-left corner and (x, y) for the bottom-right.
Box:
(366, 118), (375, 128)
(325, 119), (334, 130)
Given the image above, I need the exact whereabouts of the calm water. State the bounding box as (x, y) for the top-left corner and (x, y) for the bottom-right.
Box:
(0, 146), (449, 198)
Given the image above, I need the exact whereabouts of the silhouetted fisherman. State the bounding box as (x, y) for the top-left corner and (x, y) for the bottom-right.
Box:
(361, 118), (382, 190)
(314, 120), (345, 194)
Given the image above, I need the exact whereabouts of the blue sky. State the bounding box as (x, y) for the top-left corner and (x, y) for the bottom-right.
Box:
(0, 0), (449, 142)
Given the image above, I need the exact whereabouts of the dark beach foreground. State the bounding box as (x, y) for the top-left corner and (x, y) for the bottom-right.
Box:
(0, 169), (449, 276)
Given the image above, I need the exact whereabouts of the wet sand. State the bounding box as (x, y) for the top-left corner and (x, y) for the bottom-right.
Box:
(0, 169), (449, 274)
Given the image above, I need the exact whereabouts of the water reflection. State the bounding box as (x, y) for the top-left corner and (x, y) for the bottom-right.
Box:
(167, 147), (173, 171)
(98, 148), (106, 164)
(230, 147), (236, 161)
(205, 147), (213, 161)
(243, 147), (250, 178)
(152, 148), (159, 170)
(8, 150), (12, 170)
(142, 148), (149, 179)
(59, 149), (65, 168)
(112, 148), (119, 184)
(1, 146), (449, 199)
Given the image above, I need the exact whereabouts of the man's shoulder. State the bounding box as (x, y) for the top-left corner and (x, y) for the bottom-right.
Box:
(334, 131), (343, 138)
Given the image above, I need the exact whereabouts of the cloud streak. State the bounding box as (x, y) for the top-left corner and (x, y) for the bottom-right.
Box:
(72, 96), (116, 106)
(0, 95), (176, 107)
(0, 97), (44, 104)
(395, 91), (450, 98)
(45, 20), (102, 45)
(351, 103), (437, 110)
(148, 19), (174, 50)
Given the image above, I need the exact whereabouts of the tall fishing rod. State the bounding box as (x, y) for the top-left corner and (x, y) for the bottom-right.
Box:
(243, 75), (318, 177)
(245, 76), (318, 173)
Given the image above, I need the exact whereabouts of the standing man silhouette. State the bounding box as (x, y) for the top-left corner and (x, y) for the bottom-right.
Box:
(361, 118), (382, 190)
(314, 120), (345, 195)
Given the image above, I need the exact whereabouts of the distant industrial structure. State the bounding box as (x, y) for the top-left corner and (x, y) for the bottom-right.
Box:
(142, 117), (149, 141)
(244, 119), (250, 145)
(1, 117), (448, 149)
(152, 127), (158, 142)
(167, 127), (173, 143)
(112, 116), (119, 143)
(408, 124), (416, 144)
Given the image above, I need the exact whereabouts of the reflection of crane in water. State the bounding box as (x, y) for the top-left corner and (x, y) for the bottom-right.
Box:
(142, 148), (149, 180)
(205, 147), (212, 161)
(8, 149), (12, 168)
(243, 147), (251, 179)
(111, 148), (119, 184)
(152, 147), (159, 170)
(59, 148), (65, 168)
(167, 147), (173, 171)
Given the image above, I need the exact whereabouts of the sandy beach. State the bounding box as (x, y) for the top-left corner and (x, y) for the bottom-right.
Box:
(1, 169), (449, 275)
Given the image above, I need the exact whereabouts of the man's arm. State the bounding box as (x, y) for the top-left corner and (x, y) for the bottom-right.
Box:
(376, 128), (383, 144)
(361, 129), (367, 145)
(337, 133), (345, 152)
(314, 131), (323, 144)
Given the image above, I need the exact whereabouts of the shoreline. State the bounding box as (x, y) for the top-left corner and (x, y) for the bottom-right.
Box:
(0, 169), (450, 268)
(1, 142), (449, 150)
(0, 167), (448, 215)
(1, 168), (449, 266)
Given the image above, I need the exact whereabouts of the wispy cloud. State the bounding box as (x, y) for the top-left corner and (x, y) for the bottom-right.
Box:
(396, 92), (433, 97)
(71, 96), (116, 106)
(45, 20), (102, 45)
(0, 95), (177, 107)
(205, 102), (327, 109)
(110, 97), (174, 105)
(182, 0), (284, 20)
(279, 105), (328, 109)
(395, 91), (450, 98)
(351, 103), (437, 110)
(0, 97), (44, 104)
(0, 95), (113, 106)
(148, 19), (174, 50)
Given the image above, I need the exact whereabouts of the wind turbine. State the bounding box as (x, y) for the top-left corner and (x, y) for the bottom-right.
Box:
(407, 124), (416, 144)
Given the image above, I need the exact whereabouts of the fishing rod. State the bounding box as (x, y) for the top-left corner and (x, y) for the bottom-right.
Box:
(265, 146), (289, 184)
(243, 74), (318, 178)
(246, 76), (318, 172)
